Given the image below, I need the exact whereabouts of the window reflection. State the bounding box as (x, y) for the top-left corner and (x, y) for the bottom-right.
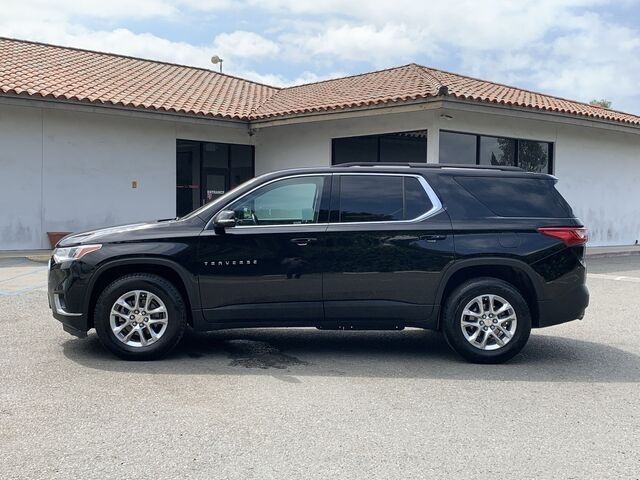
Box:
(333, 130), (427, 164)
(518, 140), (550, 173)
(439, 131), (476, 164)
(439, 131), (553, 173)
(479, 136), (516, 166)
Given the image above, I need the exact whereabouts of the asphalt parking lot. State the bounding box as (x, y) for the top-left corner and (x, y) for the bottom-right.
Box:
(0, 256), (639, 479)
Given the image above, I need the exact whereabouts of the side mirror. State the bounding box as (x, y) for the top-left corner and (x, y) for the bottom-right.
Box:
(213, 210), (237, 233)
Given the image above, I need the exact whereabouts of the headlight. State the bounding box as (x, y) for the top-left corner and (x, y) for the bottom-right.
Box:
(53, 244), (102, 263)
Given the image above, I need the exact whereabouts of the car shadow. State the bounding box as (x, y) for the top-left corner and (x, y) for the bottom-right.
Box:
(62, 328), (640, 383)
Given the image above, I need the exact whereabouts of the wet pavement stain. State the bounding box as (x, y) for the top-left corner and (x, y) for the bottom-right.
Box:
(225, 339), (309, 369)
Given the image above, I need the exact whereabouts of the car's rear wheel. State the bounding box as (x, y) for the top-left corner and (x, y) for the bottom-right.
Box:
(94, 274), (186, 360)
(442, 277), (531, 364)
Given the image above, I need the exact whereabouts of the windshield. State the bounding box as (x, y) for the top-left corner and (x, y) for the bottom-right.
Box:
(180, 176), (263, 221)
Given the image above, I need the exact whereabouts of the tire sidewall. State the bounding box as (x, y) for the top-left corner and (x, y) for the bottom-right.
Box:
(94, 275), (186, 360)
(442, 278), (531, 363)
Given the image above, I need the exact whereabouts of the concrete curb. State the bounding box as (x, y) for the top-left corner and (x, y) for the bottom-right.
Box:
(586, 250), (640, 259)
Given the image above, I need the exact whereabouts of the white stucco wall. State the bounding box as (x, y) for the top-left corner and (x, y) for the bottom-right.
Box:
(554, 124), (640, 245)
(255, 107), (640, 246)
(0, 102), (251, 250)
(253, 109), (440, 174)
(1, 99), (638, 250)
(0, 103), (44, 249)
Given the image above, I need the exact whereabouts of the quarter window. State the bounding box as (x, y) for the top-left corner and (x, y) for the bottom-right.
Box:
(338, 175), (434, 223)
(228, 176), (327, 226)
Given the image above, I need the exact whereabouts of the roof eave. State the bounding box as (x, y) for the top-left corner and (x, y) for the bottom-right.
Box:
(441, 97), (640, 134)
(0, 92), (251, 128)
(249, 96), (640, 134)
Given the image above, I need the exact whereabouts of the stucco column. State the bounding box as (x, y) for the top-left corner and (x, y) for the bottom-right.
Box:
(427, 125), (439, 163)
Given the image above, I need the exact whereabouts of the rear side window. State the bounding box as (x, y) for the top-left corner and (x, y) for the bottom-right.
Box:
(338, 175), (434, 223)
(454, 176), (573, 218)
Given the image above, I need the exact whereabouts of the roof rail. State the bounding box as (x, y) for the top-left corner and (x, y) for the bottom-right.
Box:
(332, 162), (525, 172)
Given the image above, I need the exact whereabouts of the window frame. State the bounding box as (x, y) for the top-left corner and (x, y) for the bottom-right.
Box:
(439, 130), (554, 174)
(210, 173), (443, 229)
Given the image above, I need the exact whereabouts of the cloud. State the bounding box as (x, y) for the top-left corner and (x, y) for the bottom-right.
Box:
(0, 0), (638, 111)
(287, 24), (428, 66)
(213, 31), (279, 59)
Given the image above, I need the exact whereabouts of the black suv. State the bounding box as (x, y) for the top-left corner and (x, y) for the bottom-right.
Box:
(48, 163), (588, 363)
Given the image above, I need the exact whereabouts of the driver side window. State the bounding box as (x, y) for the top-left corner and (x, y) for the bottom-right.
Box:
(227, 176), (327, 226)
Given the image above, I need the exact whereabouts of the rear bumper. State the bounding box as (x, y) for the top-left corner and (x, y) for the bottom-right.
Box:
(536, 283), (589, 328)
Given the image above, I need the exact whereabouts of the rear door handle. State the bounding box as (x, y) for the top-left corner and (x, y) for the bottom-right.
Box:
(420, 234), (447, 241)
(291, 237), (317, 246)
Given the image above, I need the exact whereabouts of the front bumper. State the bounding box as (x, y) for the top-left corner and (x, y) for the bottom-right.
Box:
(536, 283), (589, 328)
(48, 257), (92, 337)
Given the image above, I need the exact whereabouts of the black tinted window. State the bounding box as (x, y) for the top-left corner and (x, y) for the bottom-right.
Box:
(332, 130), (427, 165)
(338, 176), (433, 222)
(454, 176), (573, 218)
(333, 136), (378, 164)
(479, 136), (516, 166)
(379, 132), (427, 163)
(439, 131), (476, 164)
(518, 140), (550, 173)
(340, 176), (403, 222)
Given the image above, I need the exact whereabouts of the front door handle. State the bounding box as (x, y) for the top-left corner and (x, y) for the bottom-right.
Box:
(291, 237), (317, 246)
(420, 234), (447, 241)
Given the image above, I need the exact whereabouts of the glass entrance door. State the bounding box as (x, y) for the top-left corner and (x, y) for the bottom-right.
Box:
(203, 171), (228, 203)
(176, 140), (254, 217)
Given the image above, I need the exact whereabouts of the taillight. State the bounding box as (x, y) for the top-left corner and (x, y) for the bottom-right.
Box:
(538, 227), (588, 246)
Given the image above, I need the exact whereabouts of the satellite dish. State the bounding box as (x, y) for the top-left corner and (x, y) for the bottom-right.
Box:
(210, 55), (224, 72)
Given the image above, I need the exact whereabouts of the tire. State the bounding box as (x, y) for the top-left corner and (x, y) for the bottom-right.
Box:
(441, 277), (531, 364)
(94, 273), (187, 360)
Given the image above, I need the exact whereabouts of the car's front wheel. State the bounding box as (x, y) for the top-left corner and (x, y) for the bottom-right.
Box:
(441, 277), (531, 364)
(94, 273), (187, 360)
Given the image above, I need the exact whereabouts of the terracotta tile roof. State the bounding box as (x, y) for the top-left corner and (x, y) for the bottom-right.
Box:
(1, 37), (639, 127)
(252, 64), (440, 118)
(253, 63), (640, 126)
(0, 37), (279, 120)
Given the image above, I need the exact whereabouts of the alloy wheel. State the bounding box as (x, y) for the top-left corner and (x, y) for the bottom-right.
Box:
(109, 290), (169, 347)
(460, 294), (517, 351)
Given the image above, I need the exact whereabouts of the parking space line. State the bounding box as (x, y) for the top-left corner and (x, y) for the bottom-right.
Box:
(0, 283), (48, 296)
(0, 267), (48, 284)
(588, 273), (640, 283)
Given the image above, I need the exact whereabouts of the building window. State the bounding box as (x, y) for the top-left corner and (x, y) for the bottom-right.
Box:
(439, 131), (553, 173)
(439, 131), (476, 165)
(332, 130), (428, 165)
(176, 140), (254, 217)
(479, 136), (516, 167)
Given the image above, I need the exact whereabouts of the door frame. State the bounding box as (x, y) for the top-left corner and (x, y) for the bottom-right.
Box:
(176, 139), (256, 214)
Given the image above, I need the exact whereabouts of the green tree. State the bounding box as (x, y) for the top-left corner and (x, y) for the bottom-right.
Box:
(590, 99), (612, 108)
